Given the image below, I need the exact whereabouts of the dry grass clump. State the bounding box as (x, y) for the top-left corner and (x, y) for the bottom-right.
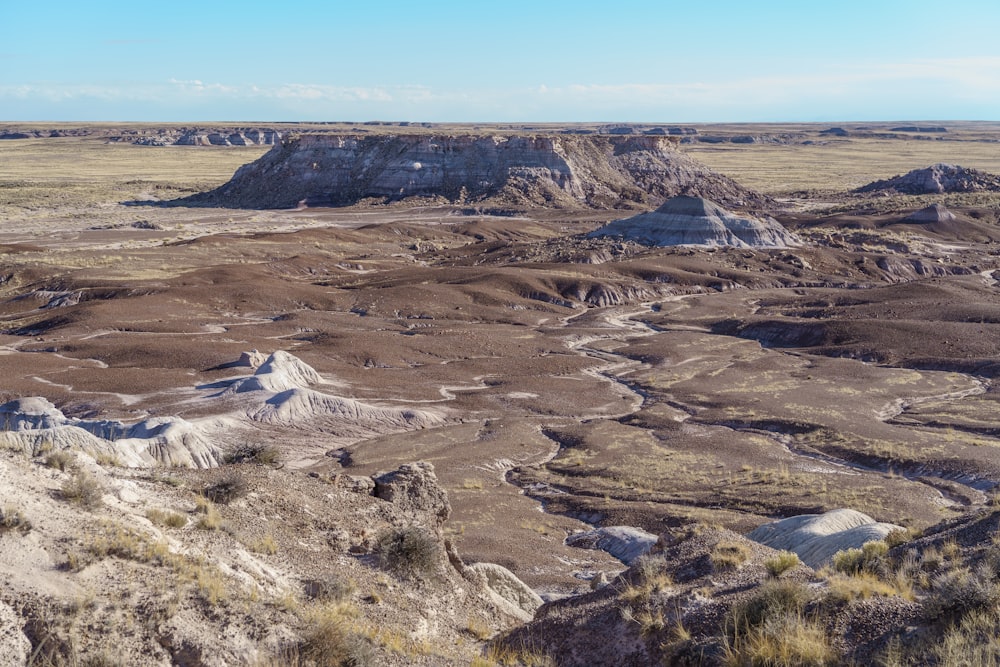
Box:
(296, 603), (375, 667)
(0, 505), (31, 534)
(194, 497), (222, 531)
(710, 541), (753, 571)
(60, 470), (104, 509)
(249, 534), (278, 555)
(43, 450), (74, 471)
(928, 609), (1000, 666)
(764, 551), (800, 578)
(723, 580), (833, 666)
(375, 525), (440, 580)
(620, 555), (673, 605)
(146, 508), (187, 528)
(204, 473), (250, 504)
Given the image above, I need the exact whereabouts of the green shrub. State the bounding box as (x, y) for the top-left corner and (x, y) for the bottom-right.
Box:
(765, 551), (801, 578)
(375, 526), (440, 580)
(832, 540), (889, 576)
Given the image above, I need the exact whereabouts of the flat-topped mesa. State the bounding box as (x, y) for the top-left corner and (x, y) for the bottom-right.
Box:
(587, 195), (801, 248)
(191, 133), (771, 210)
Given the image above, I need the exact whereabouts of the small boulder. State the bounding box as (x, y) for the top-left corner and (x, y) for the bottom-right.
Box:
(373, 462), (451, 527)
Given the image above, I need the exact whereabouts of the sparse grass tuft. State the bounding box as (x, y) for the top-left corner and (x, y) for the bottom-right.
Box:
(194, 498), (222, 531)
(711, 540), (753, 571)
(724, 579), (833, 665)
(146, 508), (187, 528)
(250, 533), (279, 555)
(375, 525), (440, 580)
(60, 470), (104, 509)
(44, 450), (74, 471)
(0, 506), (31, 534)
(765, 551), (801, 578)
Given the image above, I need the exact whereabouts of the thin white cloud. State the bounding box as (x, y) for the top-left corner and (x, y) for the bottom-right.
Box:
(2, 57), (999, 120)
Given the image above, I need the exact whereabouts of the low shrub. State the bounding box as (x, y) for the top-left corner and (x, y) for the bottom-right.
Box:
(226, 442), (282, 466)
(204, 473), (249, 504)
(832, 540), (889, 576)
(61, 470), (104, 509)
(305, 576), (356, 603)
(924, 564), (1000, 622)
(375, 526), (440, 580)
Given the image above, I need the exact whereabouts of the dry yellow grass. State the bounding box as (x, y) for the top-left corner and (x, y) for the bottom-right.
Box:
(684, 138), (1000, 194)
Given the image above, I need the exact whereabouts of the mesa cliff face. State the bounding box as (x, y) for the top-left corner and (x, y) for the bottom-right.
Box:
(194, 134), (770, 210)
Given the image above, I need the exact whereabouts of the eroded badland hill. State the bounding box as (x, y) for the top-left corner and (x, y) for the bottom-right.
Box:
(2, 122), (1000, 665)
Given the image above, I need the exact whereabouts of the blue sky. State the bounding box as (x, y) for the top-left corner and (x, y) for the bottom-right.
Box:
(3, 0), (999, 122)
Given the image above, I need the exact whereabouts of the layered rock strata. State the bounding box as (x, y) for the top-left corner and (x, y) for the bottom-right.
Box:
(191, 134), (770, 210)
(586, 195), (800, 248)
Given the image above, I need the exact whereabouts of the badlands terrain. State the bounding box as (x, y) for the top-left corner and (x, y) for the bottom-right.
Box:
(1, 121), (1000, 665)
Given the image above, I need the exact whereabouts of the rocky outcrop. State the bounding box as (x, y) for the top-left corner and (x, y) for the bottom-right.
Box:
(465, 562), (544, 622)
(133, 128), (281, 146)
(373, 461), (451, 528)
(189, 134), (770, 210)
(586, 195), (800, 248)
(747, 508), (903, 568)
(0, 601), (30, 667)
(856, 163), (1000, 194)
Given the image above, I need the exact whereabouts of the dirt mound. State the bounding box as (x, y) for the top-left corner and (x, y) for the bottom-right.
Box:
(903, 202), (957, 223)
(747, 509), (904, 568)
(187, 134), (770, 210)
(856, 163), (1000, 194)
(586, 195), (800, 247)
